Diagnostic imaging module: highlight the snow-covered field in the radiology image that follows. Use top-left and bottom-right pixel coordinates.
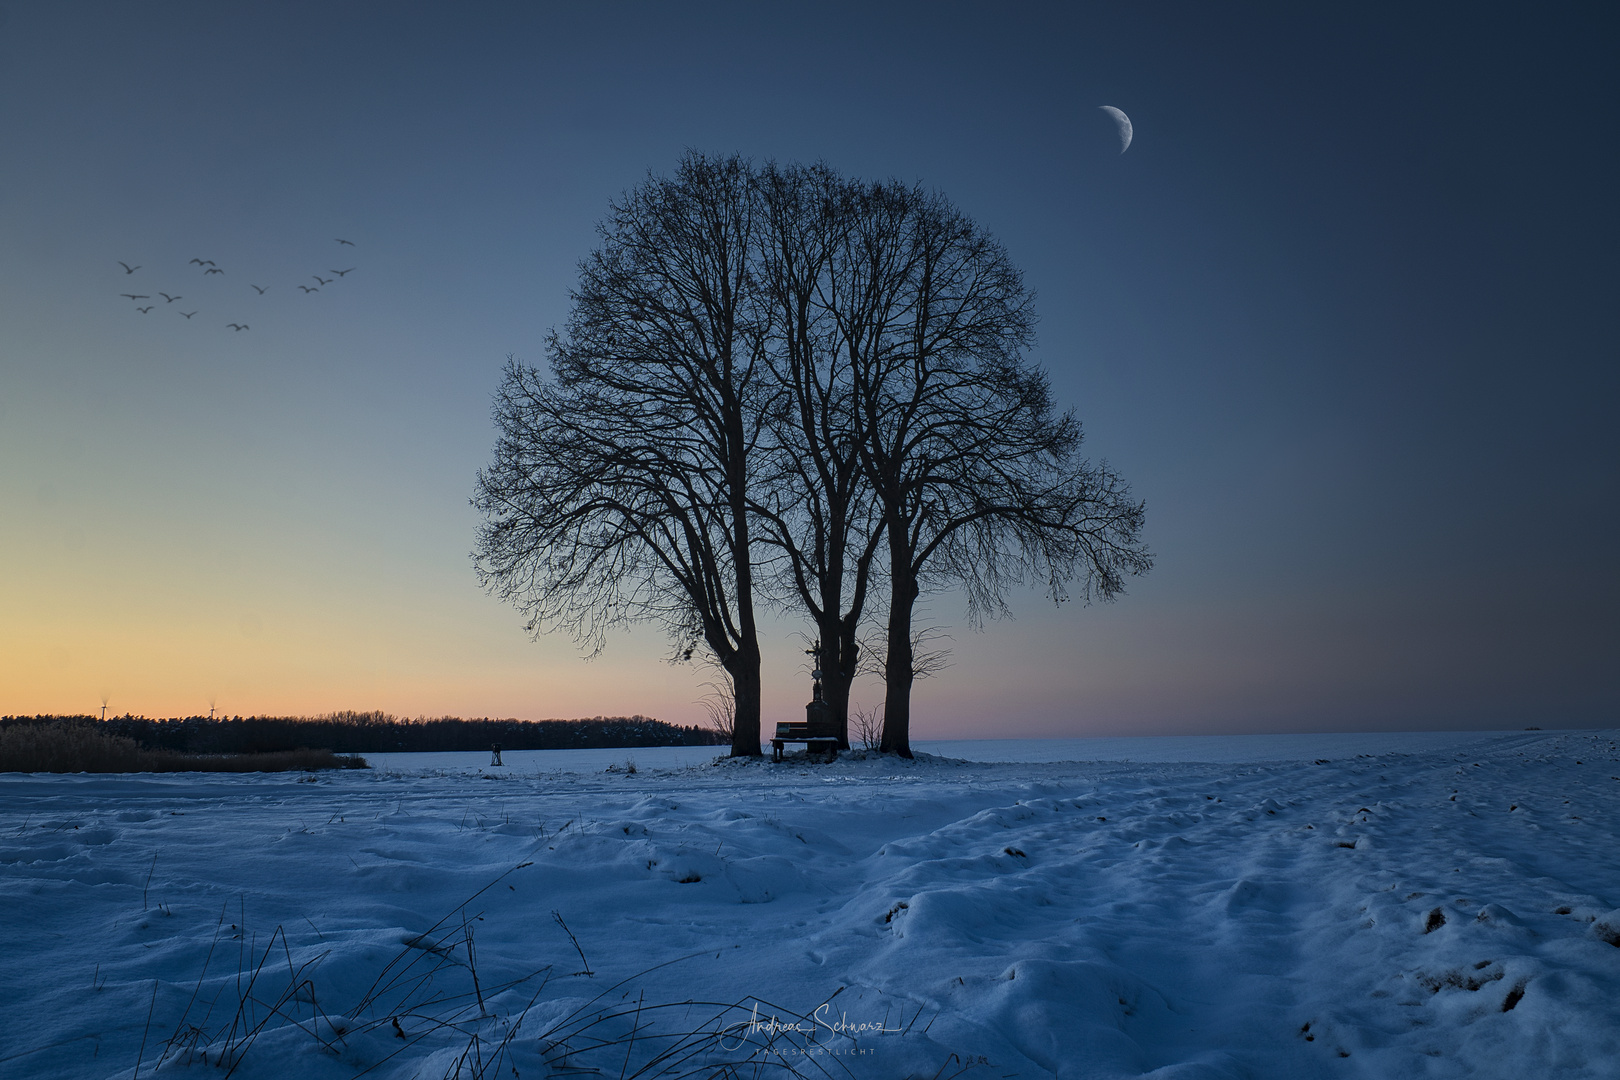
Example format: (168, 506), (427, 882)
(2, 730), (1618, 1080)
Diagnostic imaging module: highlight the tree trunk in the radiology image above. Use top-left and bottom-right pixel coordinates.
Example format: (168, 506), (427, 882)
(817, 613), (854, 749)
(724, 371), (765, 757)
(880, 556), (919, 758)
(728, 644), (763, 757)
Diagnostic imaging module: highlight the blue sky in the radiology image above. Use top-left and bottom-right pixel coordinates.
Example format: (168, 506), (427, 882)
(2, 2), (1614, 734)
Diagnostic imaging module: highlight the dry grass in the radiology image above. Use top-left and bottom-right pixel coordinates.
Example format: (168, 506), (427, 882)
(851, 705), (883, 751)
(697, 680), (736, 744)
(133, 863), (895, 1080)
(0, 721), (367, 773)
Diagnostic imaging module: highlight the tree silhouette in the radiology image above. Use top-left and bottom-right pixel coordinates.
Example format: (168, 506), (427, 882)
(473, 154), (772, 756)
(750, 162), (887, 748)
(475, 156), (1150, 759)
(836, 179), (1152, 757)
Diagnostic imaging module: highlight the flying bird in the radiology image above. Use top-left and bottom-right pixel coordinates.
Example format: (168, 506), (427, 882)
(117, 261), (140, 274)
(331, 268), (355, 276)
(137, 306), (154, 314)
(250, 284), (268, 294)
(335, 238), (355, 246)
(204, 268), (224, 275)
(120, 293), (150, 300)
(179, 311), (197, 319)
(298, 285), (318, 293)
(227, 323), (248, 331)
(159, 292), (181, 303)
(312, 275), (332, 286)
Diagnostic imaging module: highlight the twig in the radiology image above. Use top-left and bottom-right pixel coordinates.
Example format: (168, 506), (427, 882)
(478, 976), (553, 1080)
(220, 926), (281, 1073)
(220, 930), (339, 1079)
(142, 854), (157, 911)
(553, 910), (594, 976)
(464, 911), (486, 1016)
(620, 990), (643, 1080)
(354, 861), (532, 1015)
(158, 901), (228, 1067)
(133, 979), (158, 1080)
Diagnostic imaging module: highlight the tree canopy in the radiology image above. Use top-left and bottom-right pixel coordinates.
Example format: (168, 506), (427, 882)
(474, 153), (1151, 757)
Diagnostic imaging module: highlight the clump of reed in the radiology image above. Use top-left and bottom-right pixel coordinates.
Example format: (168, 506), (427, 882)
(0, 721), (367, 773)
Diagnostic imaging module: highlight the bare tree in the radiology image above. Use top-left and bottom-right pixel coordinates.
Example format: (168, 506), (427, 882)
(750, 162), (887, 749)
(836, 180), (1152, 757)
(476, 156), (1148, 761)
(473, 153), (772, 756)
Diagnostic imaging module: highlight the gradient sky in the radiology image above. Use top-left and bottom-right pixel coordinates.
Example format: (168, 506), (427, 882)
(2, 2), (1615, 736)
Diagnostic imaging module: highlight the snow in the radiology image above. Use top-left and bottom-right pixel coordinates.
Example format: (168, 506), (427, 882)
(2, 730), (1617, 1079)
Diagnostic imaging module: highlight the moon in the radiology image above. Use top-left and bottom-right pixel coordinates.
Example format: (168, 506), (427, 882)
(1099, 105), (1132, 153)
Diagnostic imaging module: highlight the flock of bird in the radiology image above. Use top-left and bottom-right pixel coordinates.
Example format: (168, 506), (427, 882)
(114, 239), (357, 331)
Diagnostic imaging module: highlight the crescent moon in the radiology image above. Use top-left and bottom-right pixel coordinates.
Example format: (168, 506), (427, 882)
(1099, 106), (1132, 153)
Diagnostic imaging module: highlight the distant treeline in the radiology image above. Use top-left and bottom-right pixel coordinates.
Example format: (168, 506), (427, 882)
(0, 711), (724, 754)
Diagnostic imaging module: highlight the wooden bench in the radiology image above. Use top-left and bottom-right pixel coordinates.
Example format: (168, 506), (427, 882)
(771, 721), (840, 762)
(777, 646), (841, 762)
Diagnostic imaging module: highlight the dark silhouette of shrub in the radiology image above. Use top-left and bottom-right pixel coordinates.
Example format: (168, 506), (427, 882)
(0, 720), (367, 773)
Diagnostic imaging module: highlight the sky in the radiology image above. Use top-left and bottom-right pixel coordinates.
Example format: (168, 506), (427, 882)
(1, 2), (1615, 736)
